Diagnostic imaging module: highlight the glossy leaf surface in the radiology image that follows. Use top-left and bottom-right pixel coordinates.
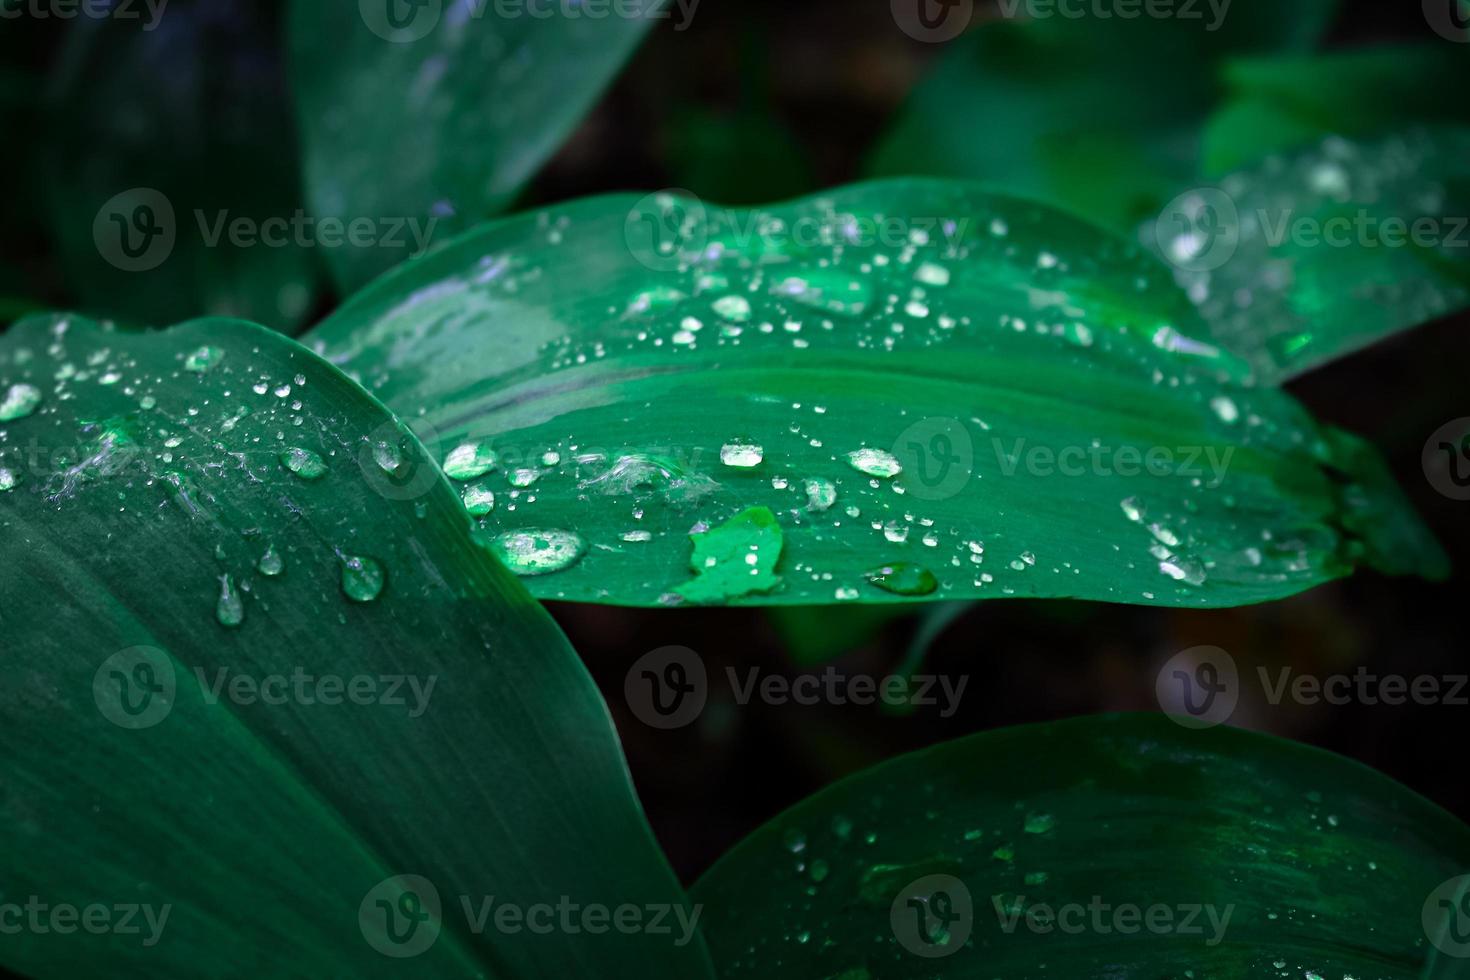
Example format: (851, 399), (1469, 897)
(693, 714), (1470, 978)
(306, 180), (1445, 608)
(0, 314), (712, 978)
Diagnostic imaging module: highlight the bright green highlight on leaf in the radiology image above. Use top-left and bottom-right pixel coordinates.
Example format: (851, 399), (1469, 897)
(307, 179), (1444, 608)
(694, 714), (1470, 978)
(676, 505), (784, 603)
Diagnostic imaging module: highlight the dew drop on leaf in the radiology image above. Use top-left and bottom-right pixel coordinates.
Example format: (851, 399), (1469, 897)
(443, 440), (499, 480)
(864, 562), (939, 596)
(804, 477), (837, 512)
(216, 574), (245, 628)
(720, 443), (765, 468)
(341, 555), (385, 602)
(0, 383), (42, 422)
(280, 446), (328, 480)
(846, 448), (902, 479)
(257, 546), (284, 577)
(183, 345), (225, 373)
(462, 482), (496, 515)
(485, 529), (587, 576)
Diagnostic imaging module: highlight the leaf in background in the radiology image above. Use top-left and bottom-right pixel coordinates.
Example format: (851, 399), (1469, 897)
(304, 179), (1444, 609)
(665, 106), (814, 206)
(866, 0), (1339, 234)
(1203, 45), (1470, 176)
(0, 314), (712, 978)
(288, 0), (669, 291)
(41, 0), (319, 332)
(1148, 127), (1470, 382)
(692, 714), (1470, 978)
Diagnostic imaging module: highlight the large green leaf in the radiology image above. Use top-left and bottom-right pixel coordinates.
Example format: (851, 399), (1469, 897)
(1202, 45), (1470, 176)
(304, 179), (1444, 609)
(866, 0), (1339, 234)
(41, 0), (319, 332)
(0, 314), (712, 978)
(288, 0), (670, 291)
(692, 714), (1470, 978)
(1148, 127), (1470, 381)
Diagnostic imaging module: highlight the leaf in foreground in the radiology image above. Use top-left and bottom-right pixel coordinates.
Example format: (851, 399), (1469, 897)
(306, 179), (1444, 608)
(0, 314), (712, 978)
(692, 714), (1470, 978)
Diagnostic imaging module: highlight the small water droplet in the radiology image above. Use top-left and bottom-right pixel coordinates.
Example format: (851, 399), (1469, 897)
(865, 562), (938, 596)
(216, 574), (244, 628)
(443, 441), (498, 481)
(508, 467), (542, 488)
(462, 482), (496, 515)
(184, 346), (224, 373)
(1023, 813), (1055, 834)
(846, 448), (902, 478)
(341, 555), (385, 602)
(0, 467), (17, 491)
(257, 546), (284, 577)
(713, 295), (752, 322)
(0, 383), (41, 422)
(804, 477), (836, 512)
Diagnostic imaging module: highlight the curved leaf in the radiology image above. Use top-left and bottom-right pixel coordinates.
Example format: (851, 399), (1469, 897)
(1148, 127), (1470, 381)
(41, 0), (319, 331)
(692, 714), (1470, 978)
(304, 179), (1444, 608)
(866, 0), (1339, 234)
(0, 314), (712, 978)
(288, 0), (668, 290)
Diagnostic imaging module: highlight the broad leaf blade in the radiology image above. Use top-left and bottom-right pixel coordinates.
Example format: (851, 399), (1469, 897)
(305, 179), (1444, 608)
(0, 314), (712, 978)
(866, 0), (1339, 234)
(693, 714), (1470, 978)
(288, 0), (666, 290)
(1149, 127), (1470, 381)
(41, 1), (319, 331)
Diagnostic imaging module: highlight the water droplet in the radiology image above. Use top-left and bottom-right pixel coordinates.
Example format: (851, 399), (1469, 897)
(0, 383), (41, 422)
(0, 467), (17, 491)
(373, 440), (405, 474)
(486, 529), (587, 576)
(1023, 813), (1055, 834)
(341, 555), (385, 602)
(508, 467), (541, 488)
(280, 447), (328, 480)
(804, 477), (837, 512)
(257, 546), (284, 577)
(216, 574), (244, 628)
(720, 443), (764, 468)
(443, 441), (498, 481)
(865, 562), (939, 596)
(1210, 395), (1240, 424)
(915, 262), (951, 287)
(184, 345), (224, 373)
(462, 482), (496, 515)
(712, 295), (752, 322)
(846, 448), (902, 478)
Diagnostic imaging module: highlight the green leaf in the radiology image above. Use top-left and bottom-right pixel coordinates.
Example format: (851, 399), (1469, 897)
(692, 714), (1470, 978)
(1202, 45), (1470, 175)
(304, 179), (1444, 608)
(0, 313), (712, 978)
(41, 2), (319, 331)
(866, 0), (1339, 234)
(288, 0), (666, 291)
(1148, 127), (1470, 381)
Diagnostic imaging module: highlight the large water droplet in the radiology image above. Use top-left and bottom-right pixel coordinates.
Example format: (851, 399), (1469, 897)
(341, 555), (385, 602)
(0, 467), (16, 492)
(846, 448), (902, 478)
(280, 447), (328, 480)
(720, 442), (764, 468)
(486, 529), (587, 575)
(865, 562), (939, 596)
(0, 383), (41, 422)
(462, 482), (496, 515)
(804, 477), (837, 512)
(216, 574), (245, 628)
(443, 440), (498, 481)
(184, 346), (225, 373)
(257, 546), (284, 577)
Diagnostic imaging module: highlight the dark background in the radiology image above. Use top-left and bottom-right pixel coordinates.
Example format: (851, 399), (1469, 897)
(2, 0), (1465, 888)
